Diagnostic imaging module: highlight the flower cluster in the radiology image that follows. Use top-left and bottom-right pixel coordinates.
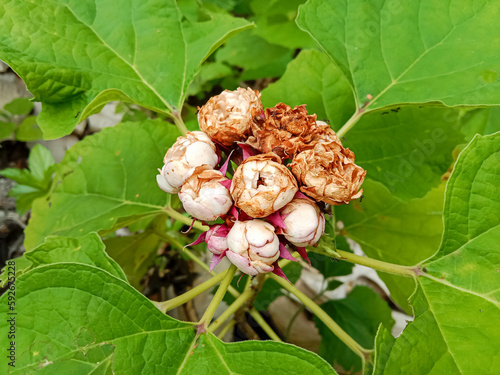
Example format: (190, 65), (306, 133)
(157, 88), (366, 279)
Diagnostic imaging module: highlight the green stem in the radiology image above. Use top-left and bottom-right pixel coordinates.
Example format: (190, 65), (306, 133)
(199, 265), (237, 327)
(331, 249), (417, 277)
(217, 319), (236, 339)
(248, 309), (282, 342)
(163, 207), (208, 231)
(268, 273), (371, 362)
(172, 112), (188, 136)
(336, 110), (363, 139)
(157, 236), (283, 341)
(158, 269), (229, 313)
(208, 288), (254, 332)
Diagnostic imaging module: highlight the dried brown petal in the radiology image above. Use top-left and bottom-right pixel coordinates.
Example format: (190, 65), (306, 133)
(198, 87), (263, 146)
(230, 152), (298, 218)
(290, 141), (366, 205)
(247, 103), (332, 158)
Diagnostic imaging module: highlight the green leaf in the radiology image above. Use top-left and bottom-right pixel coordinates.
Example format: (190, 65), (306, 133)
(336, 180), (445, 313)
(0, 239), (337, 374)
(0, 0), (252, 139)
(216, 30), (293, 76)
(347, 106), (465, 200)
(0, 121), (16, 140)
(461, 107), (500, 141)
(28, 144), (55, 183)
(261, 49), (356, 129)
(1, 233), (125, 285)
(24, 119), (180, 250)
(103, 231), (163, 289)
(250, 0), (316, 49)
(314, 286), (394, 372)
(15, 116), (43, 141)
(373, 132), (500, 375)
(187, 61), (232, 96)
(1, 144), (54, 215)
(297, 0), (500, 111)
(4, 97), (33, 115)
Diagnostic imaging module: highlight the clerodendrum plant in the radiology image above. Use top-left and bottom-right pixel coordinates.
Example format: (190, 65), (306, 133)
(0, 0), (499, 374)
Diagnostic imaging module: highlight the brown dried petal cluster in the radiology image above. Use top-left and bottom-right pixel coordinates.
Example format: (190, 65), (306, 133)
(290, 141), (366, 205)
(230, 152), (298, 218)
(198, 87), (263, 146)
(247, 103), (332, 158)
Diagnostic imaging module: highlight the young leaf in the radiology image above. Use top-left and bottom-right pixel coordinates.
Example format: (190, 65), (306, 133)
(314, 286), (394, 372)
(1, 144), (55, 214)
(336, 180), (445, 313)
(261, 49), (356, 129)
(297, 0), (500, 111)
(0, 0), (252, 138)
(373, 132), (500, 374)
(0, 239), (337, 374)
(3, 97), (33, 115)
(24, 119), (180, 249)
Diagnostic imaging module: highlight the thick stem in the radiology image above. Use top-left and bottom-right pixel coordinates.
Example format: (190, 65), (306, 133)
(330, 249), (417, 277)
(163, 207), (208, 231)
(336, 110), (363, 139)
(199, 265), (237, 327)
(249, 309), (282, 342)
(217, 320), (236, 339)
(268, 273), (371, 362)
(209, 288), (254, 332)
(158, 269), (229, 313)
(172, 112), (188, 136)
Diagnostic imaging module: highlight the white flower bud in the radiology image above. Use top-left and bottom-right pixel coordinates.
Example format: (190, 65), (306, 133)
(226, 220), (280, 275)
(281, 198), (325, 247)
(157, 131), (218, 194)
(230, 152), (298, 218)
(179, 166), (232, 221)
(206, 225), (230, 255)
(198, 87), (263, 146)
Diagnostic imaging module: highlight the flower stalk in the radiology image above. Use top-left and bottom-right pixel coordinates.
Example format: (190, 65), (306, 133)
(198, 264), (237, 328)
(268, 272), (372, 363)
(158, 269), (229, 313)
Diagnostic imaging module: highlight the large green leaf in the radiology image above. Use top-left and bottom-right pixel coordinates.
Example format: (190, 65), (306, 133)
(0, 0), (252, 138)
(24, 119), (179, 249)
(346, 107), (464, 200)
(315, 286), (394, 372)
(297, 0), (500, 111)
(373, 132), (500, 374)
(0, 237), (337, 374)
(261, 49), (355, 129)
(336, 180), (445, 313)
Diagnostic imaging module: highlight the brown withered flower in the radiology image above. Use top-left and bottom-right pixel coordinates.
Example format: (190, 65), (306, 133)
(198, 87), (263, 146)
(230, 152), (298, 218)
(290, 141), (366, 205)
(247, 103), (332, 158)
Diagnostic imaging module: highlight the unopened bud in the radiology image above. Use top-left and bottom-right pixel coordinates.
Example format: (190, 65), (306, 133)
(226, 220), (279, 275)
(281, 198), (325, 247)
